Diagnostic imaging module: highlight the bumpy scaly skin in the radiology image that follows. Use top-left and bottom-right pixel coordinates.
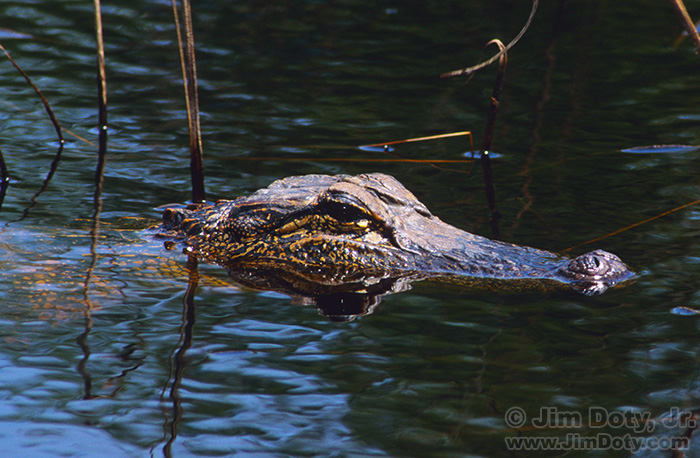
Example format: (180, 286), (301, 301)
(159, 173), (635, 295)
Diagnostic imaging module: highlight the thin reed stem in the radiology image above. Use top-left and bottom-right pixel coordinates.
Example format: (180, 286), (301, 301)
(172, 0), (206, 202)
(480, 39), (506, 237)
(94, 0), (108, 180)
(0, 147), (8, 210)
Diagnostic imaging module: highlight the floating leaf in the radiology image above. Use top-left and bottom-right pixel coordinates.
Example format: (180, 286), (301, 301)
(621, 145), (699, 154)
(670, 307), (700, 316)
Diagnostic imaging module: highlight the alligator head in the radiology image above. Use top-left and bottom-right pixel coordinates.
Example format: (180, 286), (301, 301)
(158, 173), (634, 295)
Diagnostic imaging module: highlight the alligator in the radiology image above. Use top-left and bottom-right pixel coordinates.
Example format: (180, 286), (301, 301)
(157, 173), (634, 299)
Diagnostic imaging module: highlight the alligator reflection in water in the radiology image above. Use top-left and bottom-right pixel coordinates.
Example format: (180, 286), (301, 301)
(157, 173), (635, 318)
(224, 266), (413, 321)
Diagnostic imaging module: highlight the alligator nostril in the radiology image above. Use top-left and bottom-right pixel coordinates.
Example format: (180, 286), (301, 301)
(589, 256), (603, 273)
(186, 222), (204, 237)
(163, 208), (186, 228)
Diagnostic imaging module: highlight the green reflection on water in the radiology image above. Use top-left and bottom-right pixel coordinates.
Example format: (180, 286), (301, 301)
(2, 0), (700, 456)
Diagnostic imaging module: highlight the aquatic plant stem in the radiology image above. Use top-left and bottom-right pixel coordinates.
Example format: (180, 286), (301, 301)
(80, 1), (108, 399)
(172, 0), (206, 203)
(0, 147), (8, 210)
(480, 40), (506, 238)
(94, 0), (108, 176)
(668, 0), (700, 54)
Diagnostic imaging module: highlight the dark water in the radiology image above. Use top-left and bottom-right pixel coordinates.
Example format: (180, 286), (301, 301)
(2, 0), (700, 456)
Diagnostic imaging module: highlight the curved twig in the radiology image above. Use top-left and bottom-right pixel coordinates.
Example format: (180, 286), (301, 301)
(441, 0), (538, 79)
(668, 0), (700, 54)
(1, 42), (67, 214)
(0, 42), (64, 143)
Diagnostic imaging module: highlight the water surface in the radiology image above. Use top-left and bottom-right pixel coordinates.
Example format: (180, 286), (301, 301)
(2, 1), (700, 456)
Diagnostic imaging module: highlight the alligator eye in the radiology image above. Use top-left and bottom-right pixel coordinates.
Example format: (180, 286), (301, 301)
(323, 201), (368, 223)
